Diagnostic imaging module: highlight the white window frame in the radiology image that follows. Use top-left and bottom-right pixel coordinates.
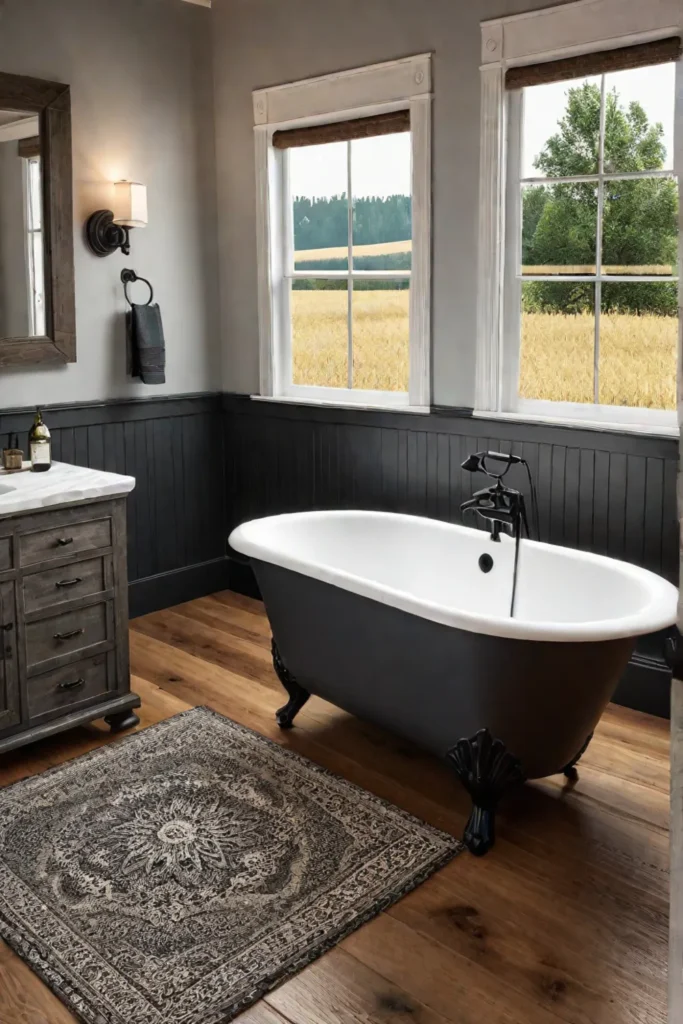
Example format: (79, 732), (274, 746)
(252, 54), (432, 411)
(476, 0), (683, 436)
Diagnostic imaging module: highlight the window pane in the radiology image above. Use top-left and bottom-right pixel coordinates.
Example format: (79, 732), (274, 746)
(521, 183), (597, 275)
(602, 177), (678, 276)
(291, 280), (348, 388)
(31, 230), (45, 336)
(291, 141), (348, 272)
(598, 283), (677, 409)
(603, 63), (675, 174)
(351, 133), (411, 271)
(28, 157), (42, 230)
(522, 76), (601, 178)
(352, 283), (409, 392)
(519, 282), (595, 403)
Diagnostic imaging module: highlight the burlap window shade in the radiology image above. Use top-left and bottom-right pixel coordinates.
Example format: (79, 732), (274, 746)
(505, 35), (682, 90)
(17, 137), (40, 160)
(272, 110), (410, 150)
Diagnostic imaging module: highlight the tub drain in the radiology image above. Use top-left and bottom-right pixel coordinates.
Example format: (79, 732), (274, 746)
(478, 553), (494, 573)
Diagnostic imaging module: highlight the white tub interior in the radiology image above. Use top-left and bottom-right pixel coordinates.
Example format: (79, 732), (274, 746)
(229, 510), (678, 642)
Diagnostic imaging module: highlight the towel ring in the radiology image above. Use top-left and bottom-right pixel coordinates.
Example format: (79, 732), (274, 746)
(121, 268), (154, 307)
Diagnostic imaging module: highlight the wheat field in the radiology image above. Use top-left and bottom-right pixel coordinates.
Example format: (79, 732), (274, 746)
(520, 309), (677, 407)
(295, 240), (412, 262)
(293, 290), (410, 391)
(292, 289), (677, 408)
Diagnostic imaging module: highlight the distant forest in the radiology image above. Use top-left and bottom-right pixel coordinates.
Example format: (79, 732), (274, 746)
(293, 194), (411, 288)
(294, 194), (411, 250)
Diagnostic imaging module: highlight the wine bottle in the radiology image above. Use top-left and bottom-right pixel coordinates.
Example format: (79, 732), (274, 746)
(29, 410), (51, 473)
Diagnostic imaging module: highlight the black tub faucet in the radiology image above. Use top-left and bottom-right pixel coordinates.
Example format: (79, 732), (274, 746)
(460, 481), (528, 542)
(460, 451), (529, 543)
(460, 450), (539, 617)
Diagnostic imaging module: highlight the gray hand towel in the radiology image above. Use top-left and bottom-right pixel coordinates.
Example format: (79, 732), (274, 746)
(126, 303), (166, 385)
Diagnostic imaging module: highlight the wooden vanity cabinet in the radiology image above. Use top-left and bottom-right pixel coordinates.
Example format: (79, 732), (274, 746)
(0, 580), (19, 732)
(0, 497), (140, 754)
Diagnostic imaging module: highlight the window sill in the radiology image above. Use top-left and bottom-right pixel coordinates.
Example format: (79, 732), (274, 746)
(473, 409), (679, 439)
(251, 395), (430, 415)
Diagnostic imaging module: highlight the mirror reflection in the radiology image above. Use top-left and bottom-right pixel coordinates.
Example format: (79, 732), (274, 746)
(0, 109), (44, 339)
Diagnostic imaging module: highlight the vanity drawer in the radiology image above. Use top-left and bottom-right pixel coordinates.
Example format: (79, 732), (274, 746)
(26, 602), (110, 671)
(19, 517), (112, 567)
(28, 653), (111, 720)
(0, 537), (12, 572)
(24, 556), (109, 615)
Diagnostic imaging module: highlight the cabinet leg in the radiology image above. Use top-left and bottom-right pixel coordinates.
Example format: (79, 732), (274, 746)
(104, 709), (140, 733)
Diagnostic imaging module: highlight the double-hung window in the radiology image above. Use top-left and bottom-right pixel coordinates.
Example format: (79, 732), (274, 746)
(477, 3), (682, 434)
(253, 55), (432, 410)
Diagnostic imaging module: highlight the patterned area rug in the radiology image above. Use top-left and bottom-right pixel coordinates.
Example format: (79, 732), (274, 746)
(0, 707), (461, 1024)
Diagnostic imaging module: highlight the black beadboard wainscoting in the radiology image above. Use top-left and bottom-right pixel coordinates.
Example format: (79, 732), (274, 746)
(0, 393), (228, 617)
(224, 394), (679, 718)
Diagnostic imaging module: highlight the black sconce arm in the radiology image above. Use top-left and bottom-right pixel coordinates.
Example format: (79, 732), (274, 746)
(85, 210), (131, 257)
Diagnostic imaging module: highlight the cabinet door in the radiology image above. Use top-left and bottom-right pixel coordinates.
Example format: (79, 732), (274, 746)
(0, 581), (19, 730)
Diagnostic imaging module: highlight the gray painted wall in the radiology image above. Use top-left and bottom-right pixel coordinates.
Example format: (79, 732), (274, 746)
(212, 0), (576, 406)
(0, 141), (31, 339)
(0, 0), (218, 409)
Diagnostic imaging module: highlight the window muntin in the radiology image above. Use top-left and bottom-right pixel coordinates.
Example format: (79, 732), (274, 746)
(286, 130), (412, 395)
(507, 61), (678, 417)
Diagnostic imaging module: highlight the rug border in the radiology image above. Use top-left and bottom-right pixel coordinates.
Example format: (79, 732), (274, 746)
(0, 705), (463, 1024)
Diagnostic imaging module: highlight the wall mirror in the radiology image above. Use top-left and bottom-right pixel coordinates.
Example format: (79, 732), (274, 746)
(0, 72), (74, 367)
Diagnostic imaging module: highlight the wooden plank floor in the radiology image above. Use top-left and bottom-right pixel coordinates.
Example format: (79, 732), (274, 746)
(0, 591), (669, 1024)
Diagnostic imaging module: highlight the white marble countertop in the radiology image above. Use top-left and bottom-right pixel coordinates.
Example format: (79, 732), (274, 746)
(0, 461), (135, 517)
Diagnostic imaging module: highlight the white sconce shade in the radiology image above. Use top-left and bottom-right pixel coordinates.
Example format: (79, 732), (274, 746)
(112, 181), (148, 228)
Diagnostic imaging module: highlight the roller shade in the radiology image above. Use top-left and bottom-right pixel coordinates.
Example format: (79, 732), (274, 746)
(505, 36), (682, 90)
(17, 136), (40, 159)
(272, 109), (410, 150)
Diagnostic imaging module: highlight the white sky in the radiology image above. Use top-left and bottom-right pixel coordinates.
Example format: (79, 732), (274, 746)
(290, 132), (412, 200)
(290, 63), (675, 200)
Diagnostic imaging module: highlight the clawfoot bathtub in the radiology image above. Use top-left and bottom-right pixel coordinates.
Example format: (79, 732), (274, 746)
(229, 511), (677, 855)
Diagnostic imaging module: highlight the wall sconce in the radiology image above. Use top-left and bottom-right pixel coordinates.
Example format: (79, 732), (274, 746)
(86, 181), (148, 257)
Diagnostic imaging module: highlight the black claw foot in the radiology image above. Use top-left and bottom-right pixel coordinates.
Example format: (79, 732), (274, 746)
(275, 700), (308, 729)
(463, 804), (496, 858)
(104, 710), (140, 733)
(272, 640), (309, 729)
(561, 731), (594, 779)
(447, 728), (526, 857)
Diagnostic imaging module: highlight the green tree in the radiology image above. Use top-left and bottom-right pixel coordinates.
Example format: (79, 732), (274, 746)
(523, 82), (678, 316)
(521, 185), (548, 266)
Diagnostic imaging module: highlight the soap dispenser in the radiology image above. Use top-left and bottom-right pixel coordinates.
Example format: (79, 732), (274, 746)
(29, 410), (51, 473)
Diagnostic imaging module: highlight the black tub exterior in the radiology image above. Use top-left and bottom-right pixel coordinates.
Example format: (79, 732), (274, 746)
(252, 559), (635, 782)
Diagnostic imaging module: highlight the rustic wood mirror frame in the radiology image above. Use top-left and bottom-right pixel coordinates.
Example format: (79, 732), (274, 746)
(0, 72), (75, 368)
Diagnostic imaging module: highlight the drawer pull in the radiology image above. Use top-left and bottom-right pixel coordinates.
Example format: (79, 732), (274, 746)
(56, 537), (74, 547)
(56, 577), (83, 589)
(58, 677), (85, 691)
(54, 628), (84, 642)
(1, 622), (12, 632)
